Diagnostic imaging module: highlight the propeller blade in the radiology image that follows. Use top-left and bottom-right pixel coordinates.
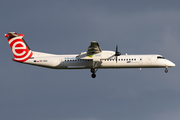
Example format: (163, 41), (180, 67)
(116, 56), (117, 63)
(115, 45), (121, 63)
(116, 45), (118, 53)
(115, 45), (121, 56)
(106, 45), (121, 63)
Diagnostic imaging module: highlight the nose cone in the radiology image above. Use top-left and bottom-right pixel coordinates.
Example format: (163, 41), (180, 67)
(167, 61), (175, 67)
(171, 62), (176, 67)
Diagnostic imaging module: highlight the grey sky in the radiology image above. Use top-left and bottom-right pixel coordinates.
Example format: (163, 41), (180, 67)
(0, 0), (180, 120)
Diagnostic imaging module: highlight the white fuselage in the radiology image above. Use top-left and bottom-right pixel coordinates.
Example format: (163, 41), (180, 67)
(23, 51), (175, 69)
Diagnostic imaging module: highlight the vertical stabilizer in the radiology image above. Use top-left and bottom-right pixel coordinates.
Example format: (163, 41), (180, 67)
(5, 32), (33, 62)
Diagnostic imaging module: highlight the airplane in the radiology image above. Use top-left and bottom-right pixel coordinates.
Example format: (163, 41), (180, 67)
(5, 32), (175, 78)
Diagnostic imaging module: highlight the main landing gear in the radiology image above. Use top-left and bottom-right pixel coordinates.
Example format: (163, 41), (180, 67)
(165, 67), (168, 73)
(90, 68), (98, 78)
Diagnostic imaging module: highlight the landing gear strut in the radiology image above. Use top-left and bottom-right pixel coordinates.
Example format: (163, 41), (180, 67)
(90, 68), (98, 78)
(165, 67), (168, 73)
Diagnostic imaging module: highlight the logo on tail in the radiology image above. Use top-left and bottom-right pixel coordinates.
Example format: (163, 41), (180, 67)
(5, 32), (33, 62)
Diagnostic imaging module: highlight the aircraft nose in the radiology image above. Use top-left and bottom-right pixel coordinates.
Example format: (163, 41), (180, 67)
(172, 62), (176, 67)
(167, 61), (175, 67)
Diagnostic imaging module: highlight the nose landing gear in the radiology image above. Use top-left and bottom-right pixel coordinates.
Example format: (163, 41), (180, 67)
(90, 68), (98, 78)
(165, 67), (168, 73)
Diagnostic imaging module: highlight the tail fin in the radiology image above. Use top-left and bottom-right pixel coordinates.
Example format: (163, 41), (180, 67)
(5, 32), (33, 62)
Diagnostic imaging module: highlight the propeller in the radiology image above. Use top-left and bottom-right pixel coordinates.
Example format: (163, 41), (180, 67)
(115, 45), (121, 63)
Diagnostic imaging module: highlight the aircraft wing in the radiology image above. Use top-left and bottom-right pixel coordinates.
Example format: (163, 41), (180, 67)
(87, 41), (102, 54)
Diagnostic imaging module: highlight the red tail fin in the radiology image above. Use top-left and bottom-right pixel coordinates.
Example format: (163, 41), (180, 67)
(5, 32), (33, 62)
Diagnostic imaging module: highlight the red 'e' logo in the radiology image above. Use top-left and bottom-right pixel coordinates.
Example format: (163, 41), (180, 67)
(8, 37), (32, 62)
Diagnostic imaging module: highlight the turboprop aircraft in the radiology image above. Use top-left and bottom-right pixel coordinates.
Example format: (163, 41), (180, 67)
(5, 32), (175, 78)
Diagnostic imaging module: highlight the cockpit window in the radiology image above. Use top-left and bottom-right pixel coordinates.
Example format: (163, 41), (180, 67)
(157, 56), (165, 59)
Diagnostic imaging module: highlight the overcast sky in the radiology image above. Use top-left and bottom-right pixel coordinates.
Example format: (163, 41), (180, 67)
(0, 0), (180, 120)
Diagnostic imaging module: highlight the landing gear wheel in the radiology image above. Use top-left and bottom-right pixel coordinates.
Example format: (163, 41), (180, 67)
(165, 68), (168, 73)
(91, 73), (96, 78)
